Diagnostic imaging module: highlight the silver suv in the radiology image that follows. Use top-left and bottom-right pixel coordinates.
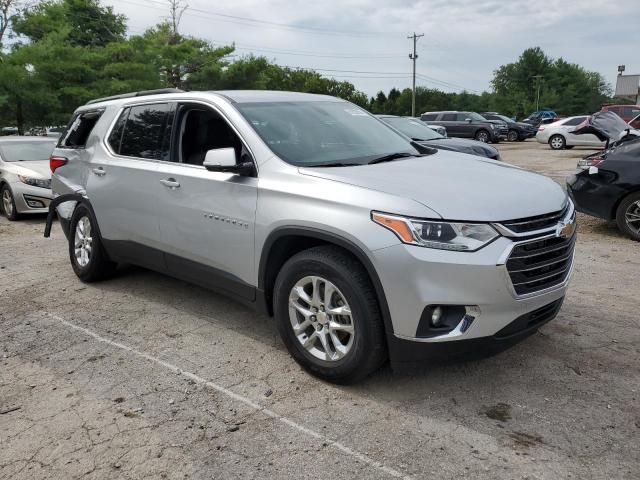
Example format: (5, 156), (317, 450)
(45, 89), (576, 383)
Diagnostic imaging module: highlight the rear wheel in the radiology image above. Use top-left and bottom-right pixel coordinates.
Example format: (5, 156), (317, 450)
(616, 192), (640, 241)
(507, 129), (519, 142)
(69, 204), (116, 281)
(549, 135), (566, 150)
(273, 246), (386, 384)
(475, 129), (490, 143)
(1, 185), (19, 221)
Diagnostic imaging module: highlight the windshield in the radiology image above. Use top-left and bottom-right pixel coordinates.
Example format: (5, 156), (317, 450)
(0, 141), (55, 162)
(494, 114), (513, 123)
(235, 101), (419, 166)
(382, 117), (444, 141)
(466, 112), (488, 122)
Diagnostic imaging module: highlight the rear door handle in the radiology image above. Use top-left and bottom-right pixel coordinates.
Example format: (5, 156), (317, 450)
(92, 167), (106, 177)
(160, 178), (181, 189)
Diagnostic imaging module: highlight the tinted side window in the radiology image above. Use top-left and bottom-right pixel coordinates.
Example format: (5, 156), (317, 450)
(120, 103), (173, 160)
(59, 110), (103, 148)
(107, 108), (129, 154)
(421, 114), (437, 121)
(441, 114), (456, 121)
(563, 117), (585, 126)
(456, 114), (470, 121)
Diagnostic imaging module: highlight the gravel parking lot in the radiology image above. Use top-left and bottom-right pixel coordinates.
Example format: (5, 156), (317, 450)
(1, 140), (638, 479)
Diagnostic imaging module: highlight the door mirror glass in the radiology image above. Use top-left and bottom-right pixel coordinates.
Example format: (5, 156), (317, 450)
(465, 118), (472, 123)
(203, 147), (236, 169)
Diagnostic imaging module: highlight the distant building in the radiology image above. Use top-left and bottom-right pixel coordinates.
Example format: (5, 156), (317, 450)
(615, 74), (640, 103)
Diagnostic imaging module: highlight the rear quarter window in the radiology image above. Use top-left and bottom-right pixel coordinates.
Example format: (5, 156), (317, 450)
(58, 110), (104, 148)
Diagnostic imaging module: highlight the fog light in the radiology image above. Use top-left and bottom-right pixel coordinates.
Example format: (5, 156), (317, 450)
(431, 306), (443, 326)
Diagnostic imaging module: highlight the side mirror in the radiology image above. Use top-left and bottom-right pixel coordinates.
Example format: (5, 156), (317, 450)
(465, 118), (472, 123)
(203, 148), (255, 176)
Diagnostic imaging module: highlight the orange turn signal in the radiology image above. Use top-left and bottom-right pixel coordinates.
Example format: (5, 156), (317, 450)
(372, 213), (416, 244)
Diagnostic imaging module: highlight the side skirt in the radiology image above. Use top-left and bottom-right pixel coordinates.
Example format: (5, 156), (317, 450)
(102, 239), (259, 308)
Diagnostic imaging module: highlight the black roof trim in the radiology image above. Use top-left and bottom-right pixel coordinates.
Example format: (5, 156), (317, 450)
(86, 88), (185, 105)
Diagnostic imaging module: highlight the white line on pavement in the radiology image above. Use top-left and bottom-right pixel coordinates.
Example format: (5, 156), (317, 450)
(47, 313), (410, 479)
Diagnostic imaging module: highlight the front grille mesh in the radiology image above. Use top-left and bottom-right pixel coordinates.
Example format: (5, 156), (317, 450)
(499, 203), (570, 234)
(506, 232), (576, 295)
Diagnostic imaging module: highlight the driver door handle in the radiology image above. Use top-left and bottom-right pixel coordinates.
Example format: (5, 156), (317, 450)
(92, 167), (106, 177)
(160, 178), (181, 189)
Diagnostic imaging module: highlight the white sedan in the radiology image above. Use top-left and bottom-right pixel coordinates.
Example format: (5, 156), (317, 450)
(536, 116), (604, 150)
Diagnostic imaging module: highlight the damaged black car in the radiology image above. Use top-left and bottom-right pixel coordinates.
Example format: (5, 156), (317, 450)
(567, 111), (640, 241)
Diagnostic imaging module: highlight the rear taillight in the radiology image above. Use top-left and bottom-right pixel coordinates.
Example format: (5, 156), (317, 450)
(578, 156), (605, 169)
(49, 156), (68, 172)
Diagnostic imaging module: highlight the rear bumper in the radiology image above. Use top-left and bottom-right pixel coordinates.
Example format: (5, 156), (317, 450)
(566, 172), (619, 221)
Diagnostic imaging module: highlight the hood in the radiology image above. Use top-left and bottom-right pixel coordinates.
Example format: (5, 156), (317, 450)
(418, 137), (499, 159)
(299, 150), (566, 221)
(7, 160), (51, 179)
(572, 111), (640, 142)
(516, 121), (536, 129)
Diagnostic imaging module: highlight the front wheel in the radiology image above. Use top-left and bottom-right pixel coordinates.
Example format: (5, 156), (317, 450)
(68, 204), (116, 281)
(273, 246), (386, 384)
(507, 129), (519, 142)
(549, 135), (566, 150)
(1, 185), (19, 221)
(475, 129), (490, 143)
(616, 192), (640, 241)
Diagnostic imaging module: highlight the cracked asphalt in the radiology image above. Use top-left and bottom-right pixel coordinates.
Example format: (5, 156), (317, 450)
(1, 141), (639, 479)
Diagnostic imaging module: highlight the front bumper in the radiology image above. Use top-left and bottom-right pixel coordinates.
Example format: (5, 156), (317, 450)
(372, 232), (574, 363)
(10, 182), (53, 214)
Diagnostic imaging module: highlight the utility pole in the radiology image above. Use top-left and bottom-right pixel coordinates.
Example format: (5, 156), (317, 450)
(532, 75), (543, 111)
(408, 32), (424, 117)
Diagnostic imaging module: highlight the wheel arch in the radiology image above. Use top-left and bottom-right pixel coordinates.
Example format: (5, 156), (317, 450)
(258, 227), (395, 338)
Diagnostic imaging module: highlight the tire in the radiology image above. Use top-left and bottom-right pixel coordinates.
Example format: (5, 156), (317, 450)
(1, 185), (19, 221)
(615, 192), (640, 242)
(549, 135), (566, 150)
(507, 129), (519, 142)
(475, 129), (490, 143)
(273, 245), (386, 384)
(68, 204), (116, 282)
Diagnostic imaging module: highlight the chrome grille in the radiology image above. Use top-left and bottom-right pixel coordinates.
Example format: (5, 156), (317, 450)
(506, 232), (576, 296)
(498, 203), (570, 235)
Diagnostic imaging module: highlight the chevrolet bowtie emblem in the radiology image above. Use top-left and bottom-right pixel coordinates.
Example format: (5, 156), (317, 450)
(557, 220), (575, 239)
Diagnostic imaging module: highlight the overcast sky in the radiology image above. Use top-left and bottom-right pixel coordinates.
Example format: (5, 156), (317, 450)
(106, 0), (638, 97)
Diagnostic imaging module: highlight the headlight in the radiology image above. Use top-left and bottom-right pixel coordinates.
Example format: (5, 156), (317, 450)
(372, 212), (499, 251)
(17, 175), (51, 189)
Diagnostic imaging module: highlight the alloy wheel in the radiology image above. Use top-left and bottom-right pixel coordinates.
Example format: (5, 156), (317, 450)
(476, 131), (489, 143)
(288, 275), (355, 362)
(625, 201), (640, 235)
(2, 189), (13, 217)
(507, 130), (518, 142)
(74, 216), (93, 267)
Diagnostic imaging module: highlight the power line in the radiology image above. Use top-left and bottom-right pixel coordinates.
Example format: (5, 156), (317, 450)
(117, 0), (404, 37)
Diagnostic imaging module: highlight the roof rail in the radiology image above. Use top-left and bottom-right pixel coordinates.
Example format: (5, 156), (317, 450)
(86, 88), (185, 105)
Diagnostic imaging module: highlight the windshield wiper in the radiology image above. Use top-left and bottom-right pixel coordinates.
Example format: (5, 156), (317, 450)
(307, 162), (361, 168)
(367, 152), (417, 165)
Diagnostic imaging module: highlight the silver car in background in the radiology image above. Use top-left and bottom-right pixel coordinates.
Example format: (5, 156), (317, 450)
(536, 116), (605, 150)
(46, 90), (575, 383)
(0, 137), (57, 220)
